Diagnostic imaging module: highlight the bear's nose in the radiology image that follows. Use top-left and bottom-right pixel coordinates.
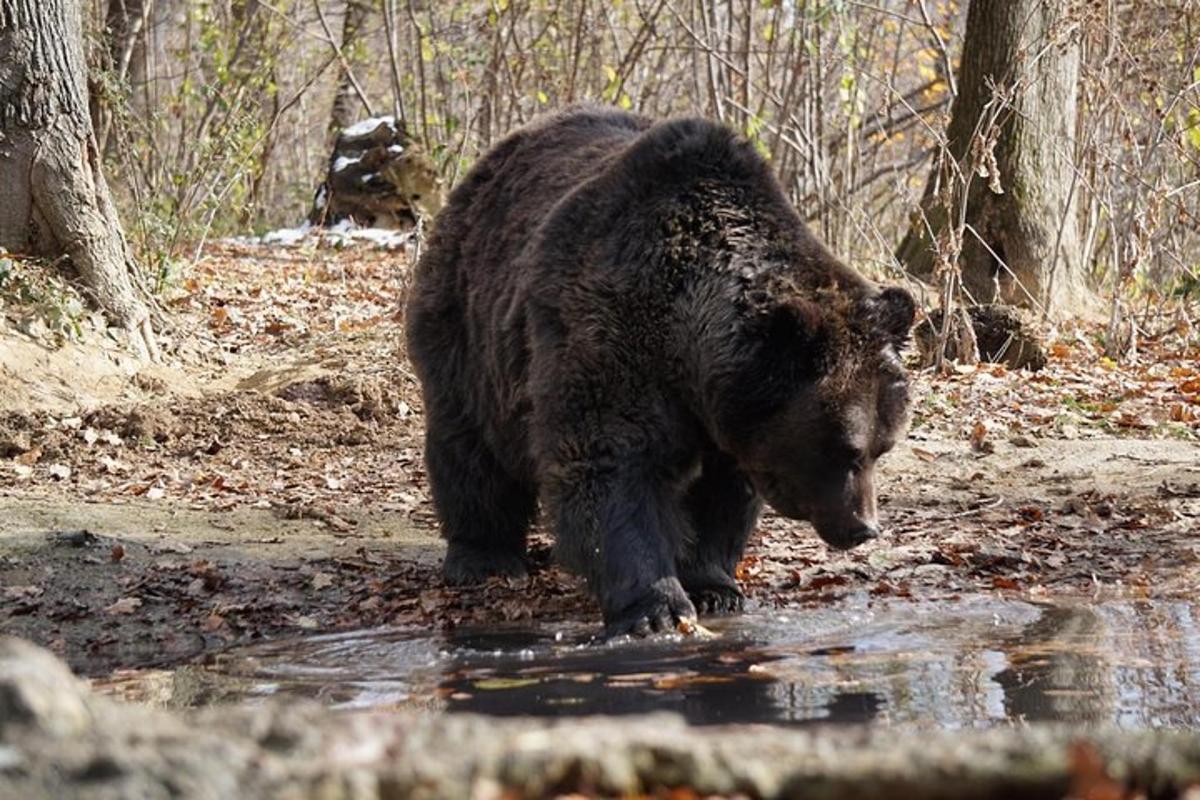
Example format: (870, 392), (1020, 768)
(842, 521), (879, 549)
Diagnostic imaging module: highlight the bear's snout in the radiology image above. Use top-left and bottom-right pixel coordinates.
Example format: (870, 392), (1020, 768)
(819, 519), (880, 551)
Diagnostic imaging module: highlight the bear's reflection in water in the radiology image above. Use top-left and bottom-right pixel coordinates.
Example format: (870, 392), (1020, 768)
(440, 626), (885, 726)
(437, 597), (1200, 727)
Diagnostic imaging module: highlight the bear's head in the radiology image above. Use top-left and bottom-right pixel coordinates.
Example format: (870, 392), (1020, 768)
(716, 284), (915, 551)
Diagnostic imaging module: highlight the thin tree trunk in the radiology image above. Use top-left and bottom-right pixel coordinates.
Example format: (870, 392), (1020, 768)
(0, 0), (158, 359)
(93, 0), (153, 152)
(326, 0), (372, 143)
(896, 0), (1092, 317)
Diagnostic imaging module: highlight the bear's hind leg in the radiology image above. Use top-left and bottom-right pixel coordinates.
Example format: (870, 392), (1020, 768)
(426, 425), (536, 585)
(679, 451), (763, 615)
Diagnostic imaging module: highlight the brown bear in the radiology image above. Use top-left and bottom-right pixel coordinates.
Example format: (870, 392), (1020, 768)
(405, 107), (915, 636)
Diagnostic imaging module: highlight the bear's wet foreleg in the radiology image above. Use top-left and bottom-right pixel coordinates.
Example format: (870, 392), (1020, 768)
(425, 424), (536, 584)
(548, 468), (698, 637)
(679, 451), (762, 615)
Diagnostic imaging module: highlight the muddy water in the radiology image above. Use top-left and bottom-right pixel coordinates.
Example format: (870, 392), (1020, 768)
(94, 595), (1200, 727)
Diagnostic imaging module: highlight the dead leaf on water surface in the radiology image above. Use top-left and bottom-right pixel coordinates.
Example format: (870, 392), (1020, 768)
(653, 674), (736, 690)
(473, 677), (541, 691)
(605, 673), (661, 685)
(677, 618), (717, 638)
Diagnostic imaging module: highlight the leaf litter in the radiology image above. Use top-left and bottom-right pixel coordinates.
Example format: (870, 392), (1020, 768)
(0, 241), (1197, 678)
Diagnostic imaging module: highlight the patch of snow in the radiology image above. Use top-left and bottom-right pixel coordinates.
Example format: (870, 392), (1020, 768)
(233, 219), (414, 251)
(342, 116), (396, 138)
(332, 155), (361, 173)
(387, 143), (406, 155)
(360, 172), (376, 184)
(259, 221), (314, 246)
(314, 185), (327, 210)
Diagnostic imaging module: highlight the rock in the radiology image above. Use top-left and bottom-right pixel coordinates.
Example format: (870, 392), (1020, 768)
(3, 638), (1200, 799)
(0, 637), (93, 738)
(50, 529), (99, 548)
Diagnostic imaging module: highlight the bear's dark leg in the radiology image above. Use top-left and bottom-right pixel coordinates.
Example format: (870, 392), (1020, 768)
(425, 424), (537, 584)
(547, 466), (697, 637)
(679, 451), (763, 615)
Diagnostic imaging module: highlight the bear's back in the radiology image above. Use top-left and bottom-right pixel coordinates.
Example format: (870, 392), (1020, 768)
(431, 108), (652, 287)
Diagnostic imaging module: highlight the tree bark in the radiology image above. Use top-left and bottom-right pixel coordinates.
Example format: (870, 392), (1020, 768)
(896, 0), (1091, 317)
(327, 0), (372, 143)
(0, 0), (158, 359)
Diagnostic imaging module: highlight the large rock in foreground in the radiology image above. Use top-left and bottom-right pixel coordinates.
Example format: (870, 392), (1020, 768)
(2, 636), (1200, 799)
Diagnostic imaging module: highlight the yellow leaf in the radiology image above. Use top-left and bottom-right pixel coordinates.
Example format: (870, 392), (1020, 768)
(474, 677), (540, 690)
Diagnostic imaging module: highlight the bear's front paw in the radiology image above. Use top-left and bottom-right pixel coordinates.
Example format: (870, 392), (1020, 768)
(604, 576), (697, 638)
(679, 565), (744, 615)
(690, 584), (745, 615)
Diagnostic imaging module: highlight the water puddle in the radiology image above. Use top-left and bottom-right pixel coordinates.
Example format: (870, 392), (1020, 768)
(93, 595), (1200, 727)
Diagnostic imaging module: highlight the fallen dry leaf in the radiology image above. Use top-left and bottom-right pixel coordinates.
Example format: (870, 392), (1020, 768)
(105, 597), (143, 615)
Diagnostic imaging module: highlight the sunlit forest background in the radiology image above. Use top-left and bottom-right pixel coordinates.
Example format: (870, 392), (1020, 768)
(89, 0), (1199, 310)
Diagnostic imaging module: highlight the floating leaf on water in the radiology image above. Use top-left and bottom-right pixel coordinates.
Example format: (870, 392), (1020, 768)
(653, 674), (736, 690)
(473, 677), (541, 691)
(677, 618), (717, 638)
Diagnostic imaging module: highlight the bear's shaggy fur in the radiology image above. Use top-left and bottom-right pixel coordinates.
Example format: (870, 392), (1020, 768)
(406, 107), (915, 635)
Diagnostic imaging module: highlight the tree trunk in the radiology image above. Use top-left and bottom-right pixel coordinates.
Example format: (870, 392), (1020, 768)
(92, 0), (154, 153)
(896, 0), (1091, 317)
(0, 0), (158, 359)
(327, 0), (372, 143)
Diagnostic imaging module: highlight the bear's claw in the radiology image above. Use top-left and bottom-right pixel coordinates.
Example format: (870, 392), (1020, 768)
(690, 585), (745, 615)
(604, 576), (697, 638)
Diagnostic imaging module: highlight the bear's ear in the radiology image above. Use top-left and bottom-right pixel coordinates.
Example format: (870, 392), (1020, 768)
(754, 298), (828, 378)
(864, 286), (915, 348)
(760, 298), (823, 346)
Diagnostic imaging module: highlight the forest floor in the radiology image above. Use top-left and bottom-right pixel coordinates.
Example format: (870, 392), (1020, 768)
(1, 241), (1199, 679)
